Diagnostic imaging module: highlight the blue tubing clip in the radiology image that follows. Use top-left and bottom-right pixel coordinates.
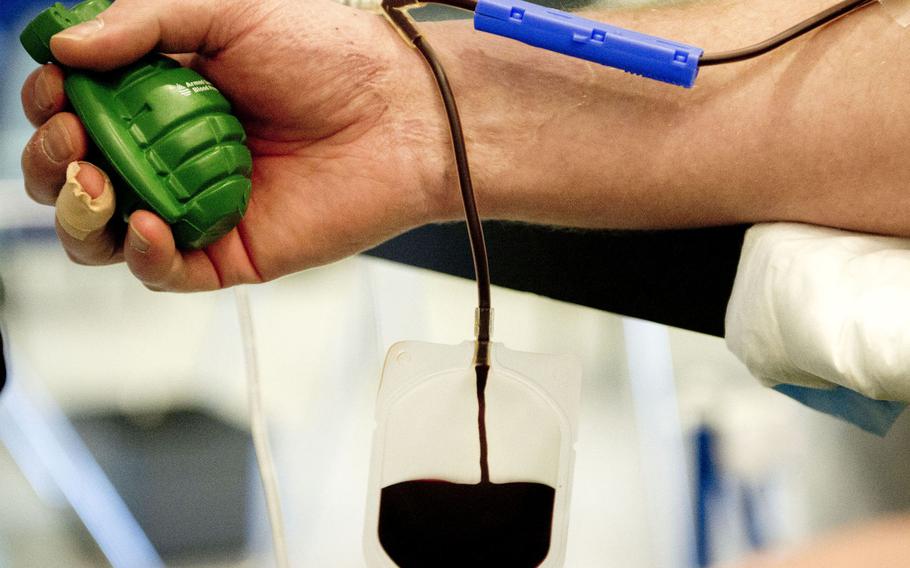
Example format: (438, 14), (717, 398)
(474, 0), (704, 88)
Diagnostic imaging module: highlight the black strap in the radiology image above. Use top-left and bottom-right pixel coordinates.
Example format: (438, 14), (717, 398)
(0, 325), (6, 394)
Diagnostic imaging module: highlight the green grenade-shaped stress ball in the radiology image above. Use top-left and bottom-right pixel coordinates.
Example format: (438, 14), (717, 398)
(21, 0), (252, 249)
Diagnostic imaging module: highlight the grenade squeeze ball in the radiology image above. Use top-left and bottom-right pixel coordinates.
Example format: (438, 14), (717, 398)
(21, 0), (252, 249)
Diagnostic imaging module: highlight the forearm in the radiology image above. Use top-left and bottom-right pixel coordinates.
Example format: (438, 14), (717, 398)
(416, 1), (910, 235)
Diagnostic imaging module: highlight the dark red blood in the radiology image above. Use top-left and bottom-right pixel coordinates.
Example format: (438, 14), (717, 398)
(378, 479), (555, 567)
(377, 364), (556, 567)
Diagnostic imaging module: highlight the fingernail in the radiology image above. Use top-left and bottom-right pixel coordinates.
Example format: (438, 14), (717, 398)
(129, 223), (150, 254)
(34, 70), (54, 111)
(42, 121), (73, 164)
(74, 161), (105, 199)
(54, 18), (104, 41)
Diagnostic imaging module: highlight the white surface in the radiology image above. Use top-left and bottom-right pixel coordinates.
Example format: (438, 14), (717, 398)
(726, 222), (910, 400)
(0, 179), (54, 231)
(0, 238), (656, 566)
(3, 216), (910, 566)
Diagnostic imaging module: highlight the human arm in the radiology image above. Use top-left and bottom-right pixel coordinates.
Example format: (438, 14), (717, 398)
(424, 0), (910, 235)
(21, 0), (910, 291)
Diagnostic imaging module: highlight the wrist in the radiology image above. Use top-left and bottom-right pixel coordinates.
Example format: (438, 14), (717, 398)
(401, 19), (593, 225)
(377, 18), (463, 226)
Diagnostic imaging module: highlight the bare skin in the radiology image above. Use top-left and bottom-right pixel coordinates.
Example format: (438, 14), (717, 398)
(20, 0), (910, 293)
(725, 514), (910, 568)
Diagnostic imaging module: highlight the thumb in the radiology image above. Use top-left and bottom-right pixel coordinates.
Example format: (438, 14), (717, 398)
(49, 0), (224, 71)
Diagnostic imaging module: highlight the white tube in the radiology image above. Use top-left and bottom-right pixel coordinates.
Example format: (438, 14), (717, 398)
(235, 286), (290, 568)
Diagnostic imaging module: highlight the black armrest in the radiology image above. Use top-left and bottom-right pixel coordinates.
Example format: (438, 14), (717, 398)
(366, 222), (748, 337)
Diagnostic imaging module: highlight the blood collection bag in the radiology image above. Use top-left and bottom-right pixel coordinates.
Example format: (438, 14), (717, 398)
(364, 340), (582, 567)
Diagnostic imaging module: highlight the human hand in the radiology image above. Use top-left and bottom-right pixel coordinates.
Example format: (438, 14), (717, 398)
(21, 0), (451, 291)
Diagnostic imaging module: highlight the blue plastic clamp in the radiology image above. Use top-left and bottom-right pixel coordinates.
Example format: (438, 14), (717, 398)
(474, 0), (704, 88)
